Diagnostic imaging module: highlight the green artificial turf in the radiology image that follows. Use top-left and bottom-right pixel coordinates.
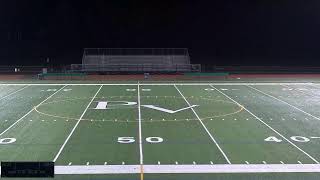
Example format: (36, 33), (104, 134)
(0, 82), (320, 179)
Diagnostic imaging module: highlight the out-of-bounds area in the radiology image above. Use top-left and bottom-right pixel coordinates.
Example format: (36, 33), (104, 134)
(0, 82), (320, 180)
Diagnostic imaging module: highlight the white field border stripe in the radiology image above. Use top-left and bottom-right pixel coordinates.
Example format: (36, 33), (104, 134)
(210, 85), (320, 164)
(0, 85), (67, 137)
(174, 84), (231, 164)
(0, 83), (314, 86)
(53, 85), (103, 162)
(137, 83), (143, 165)
(247, 85), (320, 121)
(0, 85), (29, 101)
(1, 164), (320, 174)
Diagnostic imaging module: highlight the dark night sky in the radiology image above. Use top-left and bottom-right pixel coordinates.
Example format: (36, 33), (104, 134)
(1, 0), (320, 66)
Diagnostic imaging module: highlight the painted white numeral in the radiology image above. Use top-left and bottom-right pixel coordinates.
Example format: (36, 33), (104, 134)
(47, 89), (57, 92)
(0, 138), (16, 144)
(290, 136), (310, 142)
(265, 136), (313, 143)
(146, 137), (163, 143)
(118, 137), (164, 144)
(282, 88), (293, 91)
(118, 137), (135, 144)
(204, 88), (215, 91)
(126, 89), (136, 91)
(63, 89), (72, 92)
(264, 136), (282, 143)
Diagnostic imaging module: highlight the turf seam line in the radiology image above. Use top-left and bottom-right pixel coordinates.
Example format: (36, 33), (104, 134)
(0, 85), (29, 101)
(174, 84), (232, 164)
(0, 85), (67, 137)
(52, 85), (103, 162)
(211, 85), (320, 164)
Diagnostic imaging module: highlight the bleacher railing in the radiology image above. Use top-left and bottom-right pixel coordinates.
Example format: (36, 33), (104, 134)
(70, 64), (201, 72)
(83, 48), (189, 56)
(79, 48), (197, 72)
(82, 48), (191, 65)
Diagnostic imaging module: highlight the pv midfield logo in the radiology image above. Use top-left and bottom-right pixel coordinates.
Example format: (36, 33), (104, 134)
(94, 101), (199, 114)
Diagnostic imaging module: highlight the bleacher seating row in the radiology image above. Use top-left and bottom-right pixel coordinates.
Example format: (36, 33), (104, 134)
(83, 55), (190, 65)
(74, 48), (200, 72)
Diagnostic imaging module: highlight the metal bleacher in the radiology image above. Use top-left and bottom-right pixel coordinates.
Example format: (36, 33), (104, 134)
(70, 48), (201, 73)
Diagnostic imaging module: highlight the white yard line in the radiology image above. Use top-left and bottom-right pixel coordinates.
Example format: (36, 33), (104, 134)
(0, 82), (314, 86)
(0, 85), (67, 136)
(174, 84), (231, 164)
(1, 164), (320, 175)
(138, 83), (144, 180)
(53, 85), (103, 162)
(247, 85), (320, 121)
(210, 85), (320, 164)
(137, 83), (144, 165)
(0, 85), (29, 101)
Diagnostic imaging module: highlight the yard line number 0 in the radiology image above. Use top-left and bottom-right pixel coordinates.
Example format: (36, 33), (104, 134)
(0, 138), (16, 144)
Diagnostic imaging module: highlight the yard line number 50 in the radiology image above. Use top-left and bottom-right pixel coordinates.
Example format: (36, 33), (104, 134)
(118, 137), (163, 144)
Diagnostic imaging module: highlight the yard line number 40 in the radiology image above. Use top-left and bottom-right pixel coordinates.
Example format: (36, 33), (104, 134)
(265, 136), (320, 143)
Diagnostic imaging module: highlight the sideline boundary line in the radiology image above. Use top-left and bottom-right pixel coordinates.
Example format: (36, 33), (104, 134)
(1, 164), (320, 174)
(53, 85), (103, 162)
(0, 85), (67, 136)
(0, 83), (315, 86)
(0, 85), (29, 101)
(174, 84), (231, 164)
(247, 85), (320, 121)
(210, 85), (320, 164)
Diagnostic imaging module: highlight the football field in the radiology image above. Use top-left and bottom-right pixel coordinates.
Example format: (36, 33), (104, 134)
(1, 82), (320, 179)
